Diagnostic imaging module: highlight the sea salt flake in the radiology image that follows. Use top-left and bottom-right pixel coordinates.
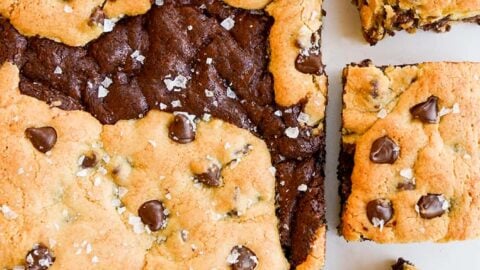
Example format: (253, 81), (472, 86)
(274, 110), (282, 117)
(399, 168), (413, 180)
(285, 127), (300, 138)
(148, 140), (157, 148)
(159, 103), (167, 110)
(76, 169), (90, 177)
(226, 249), (240, 264)
(155, 0), (164, 6)
(98, 86), (109, 98)
(221, 17), (235, 30)
(205, 89), (214, 97)
(118, 187), (128, 198)
(187, 25), (193, 31)
(64, 5), (73, 13)
(206, 58), (213, 64)
(164, 75), (188, 91)
(226, 87), (237, 99)
(54, 66), (63, 75)
(171, 100), (182, 108)
(103, 19), (116, 32)
(377, 109), (388, 119)
(131, 50), (146, 64)
(1, 204), (18, 220)
(297, 112), (310, 124)
(202, 113), (211, 122)
(92, 256), (99, 264)
(438, 107), (451, 117)
(297, 184), (308, 192)
(452, 103), (460, 114)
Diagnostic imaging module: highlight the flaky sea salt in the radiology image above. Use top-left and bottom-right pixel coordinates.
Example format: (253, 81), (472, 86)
(297, 184), (308, 192)
(285, 127), (300, 138)
(103, 19), (116, 32)
(377, 109), (388, 119)
(164, 75), (188, 91)
(98, 86), (109, 98)
(64, 5), (73, 13)
(221, 17), (235, 30)
(54, 66), (63, 75)
(297, 112), (310, 124)
(1, 204), (18, 220)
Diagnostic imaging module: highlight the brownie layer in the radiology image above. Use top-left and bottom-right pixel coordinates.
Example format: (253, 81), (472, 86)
(0, 1), (325, 267)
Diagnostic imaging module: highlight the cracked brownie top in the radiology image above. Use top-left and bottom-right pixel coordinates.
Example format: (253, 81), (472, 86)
(0, 0), (327, 269)
(354, 0), (480, 44)
(341, 61), (480, 243)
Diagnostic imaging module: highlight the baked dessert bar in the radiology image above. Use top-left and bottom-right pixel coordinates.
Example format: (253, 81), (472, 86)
(0, 0), (327, 269)
(353, 0), (480, 44)
(340, 60), (480, 243)
(391, 258), (417, 270)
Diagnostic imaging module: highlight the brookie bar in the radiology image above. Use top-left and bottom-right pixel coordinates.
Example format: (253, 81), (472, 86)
(0, 0), (327, 269)
(340, 60), (480, 243)
(353, 0), (480, 44)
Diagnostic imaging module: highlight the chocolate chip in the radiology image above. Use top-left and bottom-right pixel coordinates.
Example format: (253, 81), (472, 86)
(392, 258), (415, 270)
(367, 199), (393, 227)
(295, 53), (323, 75)
(410, 96), (439, 123)
(168, 114), (195, 144)
(370, 136), (399, 164)
(25, 243), (55, 270)
(25, 127), (57, 153)
(397, 182), (416, 191)
(138, 200), (167, 231)
(88, 7), (105, 27)
(417, 194), (449, 219)
(81, 153), (97, 168)
(195, 165), (222, 187)
(228, 245), (258, 270)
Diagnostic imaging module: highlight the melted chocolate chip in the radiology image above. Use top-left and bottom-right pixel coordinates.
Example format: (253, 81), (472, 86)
(370, 136), (399, 164)
(397, 182), (416, 191)
(25, 244), (55, 270)
(417, 194), (448, 219)
(195, 165), (222, 187)
(410, 96), (439, 123)
(25, 127), (57, 153)
(367, 199), (393, 226)
(228, 245), (258, 270)
(138, 200), (167, 231)
(392, 258), (415, 270)
(88, 7), (106, 27)
(168, 115), (195, 144)
(295, 53), (323, 75)
(81, 153), (97, 168)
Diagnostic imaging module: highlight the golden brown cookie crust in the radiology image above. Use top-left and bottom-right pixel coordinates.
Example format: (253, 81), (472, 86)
(341, 62), (480, 243)
(0, 62), (288, 269)
(356, 0), (480, 44)
(267, 0), (327, 126)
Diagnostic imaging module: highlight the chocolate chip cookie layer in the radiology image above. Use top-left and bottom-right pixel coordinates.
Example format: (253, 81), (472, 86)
(340, 61), (480, 243)
(0, 0), (327, 269)
(353, 0), (480, 44)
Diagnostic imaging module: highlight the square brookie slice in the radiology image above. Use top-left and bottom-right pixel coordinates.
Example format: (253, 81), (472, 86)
(353, 0), (480, 45)
(0, 0), (327, 269)
(340, 60), (480, 243)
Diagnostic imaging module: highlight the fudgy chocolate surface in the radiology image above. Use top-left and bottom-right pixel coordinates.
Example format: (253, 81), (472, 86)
(0, 1), (325, 267)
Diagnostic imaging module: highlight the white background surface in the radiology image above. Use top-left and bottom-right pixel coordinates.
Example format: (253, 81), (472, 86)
(322, 0), (480, 269)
